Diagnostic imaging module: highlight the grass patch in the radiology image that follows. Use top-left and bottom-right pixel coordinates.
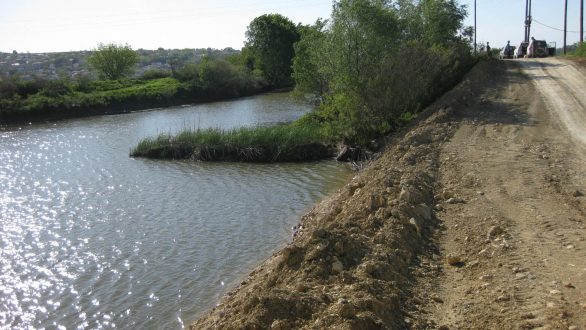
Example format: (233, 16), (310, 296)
(131, 123), (334, 162)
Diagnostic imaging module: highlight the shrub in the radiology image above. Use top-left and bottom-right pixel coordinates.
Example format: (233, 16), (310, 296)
(571, 42), (586, 57)
(141, 69), (172, 80)
(16, 77), (47, 97)
(0, 78), (18, 98)
(41, 79), (72, 97)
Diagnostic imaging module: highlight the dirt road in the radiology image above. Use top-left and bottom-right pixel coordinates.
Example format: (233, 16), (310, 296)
(520, 58), (586, 148)
(408, 58), (586, 329)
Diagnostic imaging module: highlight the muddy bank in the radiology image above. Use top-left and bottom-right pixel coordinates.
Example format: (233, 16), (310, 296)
(134, 142), (335, 163)
(133, 142), (372, 163)
(189, 62), (490, 329)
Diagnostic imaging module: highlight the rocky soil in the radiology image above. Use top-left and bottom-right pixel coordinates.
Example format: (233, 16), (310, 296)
(191, 59), (586, 329)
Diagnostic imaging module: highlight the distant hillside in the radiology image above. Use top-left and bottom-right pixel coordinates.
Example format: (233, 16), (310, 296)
(0, 47), (240, 81)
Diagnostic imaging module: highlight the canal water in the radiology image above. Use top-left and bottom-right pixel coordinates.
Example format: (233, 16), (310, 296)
(0, 93), (351, 329)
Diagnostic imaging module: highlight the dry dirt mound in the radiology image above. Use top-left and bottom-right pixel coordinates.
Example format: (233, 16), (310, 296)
(190, 61), (492, 329)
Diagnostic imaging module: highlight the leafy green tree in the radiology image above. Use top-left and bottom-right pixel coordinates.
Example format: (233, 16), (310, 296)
(292, 0), (471, 144)
(245, 14), (299, 87)
(292, 20), (329, 98)
(88, 43), (138, 80)
(321, 0), (402, 138)
(419, 0), (467, 45)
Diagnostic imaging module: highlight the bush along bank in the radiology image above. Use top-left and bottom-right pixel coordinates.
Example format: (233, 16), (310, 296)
(0, 58), (269, 124)
(130, 50), (476, 163)
(132, 1), (477, 163)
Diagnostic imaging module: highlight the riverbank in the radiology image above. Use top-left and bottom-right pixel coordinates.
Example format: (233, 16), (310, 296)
(0, 76), (271, 125)
(130, 55), (476, 163)
(189, 59), (494, 329)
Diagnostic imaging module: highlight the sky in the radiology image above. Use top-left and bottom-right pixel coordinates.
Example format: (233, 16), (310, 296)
(461, 0), (583, 50)
(0, 0), (583, 53)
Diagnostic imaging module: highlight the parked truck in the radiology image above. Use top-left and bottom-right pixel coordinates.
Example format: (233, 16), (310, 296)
(514, 40), (556, 58)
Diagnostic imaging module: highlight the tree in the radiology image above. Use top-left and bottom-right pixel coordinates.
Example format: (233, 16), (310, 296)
(291, 0), (471, 144)
(292, 20), (330, 98)
(419, 0), (467, 46)
(321, 0), (402, 137)
(245, 14), (300, 87)
(88, 43), (138, 80)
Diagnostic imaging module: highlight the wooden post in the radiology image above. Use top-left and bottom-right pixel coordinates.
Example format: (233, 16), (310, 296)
(525, 0), (529, 42)
(474, 0), (477, 53)
(564, 0), (568, 55)
(527, 0), (533, 42)
(524, 0), (532, 43)
(580, 0), (584, 44)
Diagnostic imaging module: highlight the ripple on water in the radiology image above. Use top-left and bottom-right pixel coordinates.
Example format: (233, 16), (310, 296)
(0, 94), (352, 328)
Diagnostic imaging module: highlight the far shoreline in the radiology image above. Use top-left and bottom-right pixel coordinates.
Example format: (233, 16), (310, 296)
(0, 87), (294, 127)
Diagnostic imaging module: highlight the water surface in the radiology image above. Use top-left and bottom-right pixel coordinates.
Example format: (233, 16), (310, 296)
(0, 93), (351, 329)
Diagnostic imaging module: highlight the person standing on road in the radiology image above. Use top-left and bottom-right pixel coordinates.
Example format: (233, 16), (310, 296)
(504, 41), (511, 57)
(486, 42), (492, 58)
(528, 37), (536, 58)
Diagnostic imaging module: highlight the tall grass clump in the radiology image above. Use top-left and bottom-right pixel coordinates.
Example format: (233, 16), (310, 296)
(131, 123), (334, 162)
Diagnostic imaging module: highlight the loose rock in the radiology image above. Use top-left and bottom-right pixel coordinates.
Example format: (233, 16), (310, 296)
(487, 225), (504, 240)
(446, 197), (465, 204)
(336, 301), (356, 319)
(271, 319), (289, 330)
(446, 254), (462, 266)
(331, 260), (344, 274)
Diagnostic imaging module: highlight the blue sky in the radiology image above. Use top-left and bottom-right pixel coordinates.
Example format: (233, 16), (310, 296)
(0, 0), (583, 53)
(461, 0), (583, 49)
(0, 0), (333, 52)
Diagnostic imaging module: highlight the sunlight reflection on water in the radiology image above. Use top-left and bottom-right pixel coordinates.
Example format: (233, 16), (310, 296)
(0, 93), (351, 329)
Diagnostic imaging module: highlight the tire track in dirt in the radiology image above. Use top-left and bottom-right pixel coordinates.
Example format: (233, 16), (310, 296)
(519, 58), (586, 150)
(407, 60), (586, 329)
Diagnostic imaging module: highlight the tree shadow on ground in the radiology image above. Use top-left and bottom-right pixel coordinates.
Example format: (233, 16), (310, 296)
(451, 60), (538, 128)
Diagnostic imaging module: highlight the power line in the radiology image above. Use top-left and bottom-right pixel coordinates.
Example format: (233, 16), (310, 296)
(533, 18), (580, 33)
(2, 0), (331, 25)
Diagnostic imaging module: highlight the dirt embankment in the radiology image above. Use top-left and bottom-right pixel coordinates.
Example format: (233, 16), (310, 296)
(191, 58), (586, 329)
(190, 61), (488, 329)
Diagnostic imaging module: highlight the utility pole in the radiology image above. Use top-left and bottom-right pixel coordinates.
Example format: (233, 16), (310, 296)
(474, 0), (477, 53)
(580, 0), (584, 44)
(564, 0), (568, 55)
(523, 0), (532, 43)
